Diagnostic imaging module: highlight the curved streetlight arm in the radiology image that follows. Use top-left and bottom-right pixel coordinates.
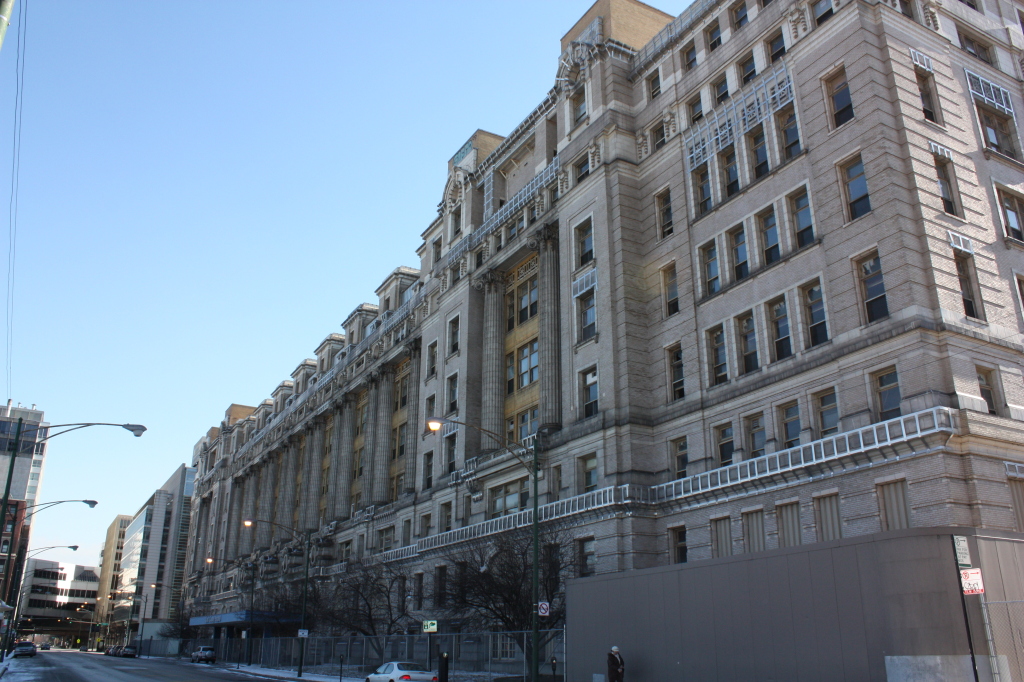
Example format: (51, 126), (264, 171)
(27, 545), (78, 558)
(426, 416), (535, 472)
(24, 423), (147, 443)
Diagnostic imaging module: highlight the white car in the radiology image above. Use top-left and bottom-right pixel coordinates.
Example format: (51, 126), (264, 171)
(191, 645), (217, 663)
(366, 661), (437, 682)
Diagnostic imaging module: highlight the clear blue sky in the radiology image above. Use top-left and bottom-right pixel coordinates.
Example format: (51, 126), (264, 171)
(0, 0), (692, 570)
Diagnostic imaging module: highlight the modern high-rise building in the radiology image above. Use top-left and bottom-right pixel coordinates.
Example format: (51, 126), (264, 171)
(17, 559), (99, 646)
(95, 515), (131, 627)
(187, 0), (1024, 676)
(113, 465), (195, 642)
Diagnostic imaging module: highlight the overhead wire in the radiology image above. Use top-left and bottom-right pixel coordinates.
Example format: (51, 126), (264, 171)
(5, 0), (27, 401)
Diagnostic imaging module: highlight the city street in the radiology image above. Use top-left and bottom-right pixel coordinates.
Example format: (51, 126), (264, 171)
(4, 650), (272, 682)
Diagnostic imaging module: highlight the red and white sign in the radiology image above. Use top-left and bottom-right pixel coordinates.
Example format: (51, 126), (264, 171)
(537, 601), (550, 617)
(961, 568), (985, 595)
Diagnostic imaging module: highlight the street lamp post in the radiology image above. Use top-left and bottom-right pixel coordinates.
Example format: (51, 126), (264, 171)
(134, 590), (149, 655)
(242, 519), (312, 677)
(2, 544), (78, 659)
(426, 416), (540, 682)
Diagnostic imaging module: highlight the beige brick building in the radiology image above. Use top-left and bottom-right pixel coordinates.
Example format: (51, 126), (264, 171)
(185, 0), (1024, 647)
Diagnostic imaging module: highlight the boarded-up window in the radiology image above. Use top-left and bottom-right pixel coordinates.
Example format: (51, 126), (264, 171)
(743, 510), (765, 553)
(711, 517), (732, 558)
(777, 502), (802, 547)
(1010, 479), (1024, 531)
(878, 480), (911, 530)
(815, 494), (842, 542)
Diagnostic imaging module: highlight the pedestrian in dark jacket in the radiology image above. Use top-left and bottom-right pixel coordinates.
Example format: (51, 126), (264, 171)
(607, 646), (624, 682)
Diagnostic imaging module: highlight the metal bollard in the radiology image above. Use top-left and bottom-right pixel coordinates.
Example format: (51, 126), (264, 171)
(439, 651), (449, 682)
(339, 654), (344, 682)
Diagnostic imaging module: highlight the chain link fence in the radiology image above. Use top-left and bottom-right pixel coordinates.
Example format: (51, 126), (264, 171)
(157, 629), (565, 681)
(983, 600), (1024, 681)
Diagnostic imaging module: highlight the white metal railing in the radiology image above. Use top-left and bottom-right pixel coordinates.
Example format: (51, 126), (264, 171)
(1006, 461), (1024, 478)
(651, 407), (955, 503)
(629, 0), (718, 80)
(377, 544), (418, 562)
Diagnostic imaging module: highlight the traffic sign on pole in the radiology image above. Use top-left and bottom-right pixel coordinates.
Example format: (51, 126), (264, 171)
(422, 620), (438, 633)
(953, 536), (972, 568)
(298, 629), (309, 638)
(538, 602), (550, 617)
(961, 568), (985, 595)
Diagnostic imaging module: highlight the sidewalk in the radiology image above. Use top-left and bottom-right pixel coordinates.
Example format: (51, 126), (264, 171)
(209, 663), (363, 682)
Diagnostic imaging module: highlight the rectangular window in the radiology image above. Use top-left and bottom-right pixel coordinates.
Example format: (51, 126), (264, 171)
(956, 255), (981, 319)
(960, 31), (992, 64)
(777, 502), (802, 547)
(425, 394), (436, 421)
(859, 254), (888, 322)
(572, 88), (587, 124)
(447, 374), (459, 413)
(709, 326), (728, 385)
(689, 96), (704, 124)
(652, 123), (667, 151)
(445, 433), (457, 474)
(432, 239), (443, 267)
(683, 43), (697, 71)
(664, 264), (680, 316)
(780, 403), (801, 448)
(977, 367), (998, 414)
(581, 368), (599, 417)
(506, 353), (516, 395)
(818, 390), (839, 436)
(769, 297), (792, 361)
(575, 156), (590, 182)
(917, 73), (939, 123)
(815, 494), (842, 541)
(518, 276), (538, 323)
(747, 414), (766, 458)
(759, 209), (780, 265)
(673, 436), (688, 478)
(707, 21), (722, 51)
(844, 156), (871, 220)
(714, 75), (730, 105)
(979, 107), (1016, 158)
(876, 369), (902, 421)
(717, 424), (734, 466)
(935, 159), (958, 215)
(703, 241), (720, 294)
(579, 538), (596, 576)
(743, 510), (766, 553)
(672, 526), (688, 563)
(804, 282), (828, 346)
(580, 454), (598, 493)
(518, 340), (539, 388)
(647, 70), (661, 99)
(451, 206), (462, 238)
(577, 219), (594, 265)
(792, 191), (814, 247)
(959, 0), (979, 10)
(778, 108), (801, 159)
(489, 478), (530, 518)
(738, 312), (759, 374)
(657, 190), (674, 238)
(878, 480), (911, 530)
(768, 31), (786, 63)
(1010, 479), (1024, 531)
(711, 517), (732, 557)
(731, 226), (748, 280)
(434, 564), (448, 606)
(733, 2), (749, 28)
(448, 317), (460, 354)
(579, 290), (597, 341)
(694, 164), (712, 216)
(813, 0), (833, 25)
(426, 342), (438, 378)
(721, 146), (739, 197)
(423, 452), (433, 490)
(668, 344), (685, 400)
(749, 126), (769, 179)
(829, 69), (854, 127)
(517, 406), (538, 441)
(1000, 191), (1024, 240)
(740, 54), (757, 84)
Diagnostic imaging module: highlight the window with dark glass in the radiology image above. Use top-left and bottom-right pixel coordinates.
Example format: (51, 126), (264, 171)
(770, 297), (792, 360)
(738, 313), (759, 373)
(859, 254), (888, 322)
(960, 31), (992, 63)
(780, 403), (801, 448)
(657, 189), (674, 238)
(733, 2), (749, 28)
(582, 369), (599, 417)
(792, 191), (814, 247)
(579, 291), (597, 341)
(690, 96), (704, 124)
(518, 340), (539, 388)
(779, 108), (801, 159)
(709, 326), (728, 385)
(768, 31), (786, 62)
(876, 369), (901, 421)
(673, 527), (688, 563)
(575, 156), (590, 181)
(683, 43), (698, 71)
(818, 390), (839, 435)
(813, 0), (833, 25)
(829, 70), (854, 127)
(664, 264), (680, 316)
(652, 123), (667, 151)
(577, 219), (594, 266)
(518, 276), (538, 323)
(749, 126), (769, 178)
(647, 70), (661, 99)
(747, 415), (766, 458)
(917, 73), (938, 123)
(956, 255), (981, 319)
(674, 437), (688, 478)
(935, 160), (957, 215)
(703, 241), (720, 294)
(845, 156), (871, 220)
(760, 209), (780, 264)
(694, 164), (712, 215)
(731, 227), (749, 280)
(572, 88), (587, 124)
(668, 344), (685, 400)
(717, 424), (734, 465)
(448, 316), (460, 354)
(715, 75), (730, 104)
(447, 374), (459, 413)
(804, 282), (828, 346)
(740, 54), (757, 84)
(707, 22), (722, 51)
(977, 368), (997, 414)
(979, 107), (1016, 158)
(722, 146), (739, 197)
(1001, 191), (1024, 240)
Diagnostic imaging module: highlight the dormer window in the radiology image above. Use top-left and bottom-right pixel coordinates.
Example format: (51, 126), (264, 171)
(452, 206), (462, 239)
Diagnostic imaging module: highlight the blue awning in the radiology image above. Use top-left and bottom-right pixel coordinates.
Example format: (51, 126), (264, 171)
(189, 610), (299, 626)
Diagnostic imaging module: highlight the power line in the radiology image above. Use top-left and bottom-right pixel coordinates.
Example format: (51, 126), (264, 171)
(5, 0), (26, 401)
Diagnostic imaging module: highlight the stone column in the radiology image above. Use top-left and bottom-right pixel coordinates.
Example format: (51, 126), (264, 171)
(254, 457), (276, 550)
(371, 366), (396, 504)
(323, 406), (344, 519)
(403, 342), (422, 492)
(192, 497), (208, 568)
(275, 442), (300, 540)
(299, 424), (326, 531)
(535, 224), (562, 429)
(475, 270), (506, 441)
(226, 476), (245, 559)
(239, 472), (258, 556)
(331, 397), (356, 519)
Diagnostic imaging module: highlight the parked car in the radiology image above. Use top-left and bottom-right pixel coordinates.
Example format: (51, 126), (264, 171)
(366, 662), (437, 682)
(120, 646), (137, 658)
(38, 643), (50, 650)
(191, 646), (216, 663)
(12, 641), (36, 658)
(104, 646), (115, 655)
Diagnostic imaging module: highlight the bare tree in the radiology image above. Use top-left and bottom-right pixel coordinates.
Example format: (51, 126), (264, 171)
(318, 561), (416, 637)
(158, 605), (200, 640)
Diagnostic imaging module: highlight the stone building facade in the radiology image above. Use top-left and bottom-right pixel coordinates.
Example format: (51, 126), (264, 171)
(186, 0), (1024, 636)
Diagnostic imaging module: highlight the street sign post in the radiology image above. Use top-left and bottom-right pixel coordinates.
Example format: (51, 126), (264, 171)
(298, 629), (309, 638)
(422, 620), (438, 633)
(537, 601), (550, 617)
(953, 536), (972, 568)
(961, 568), (985, 595)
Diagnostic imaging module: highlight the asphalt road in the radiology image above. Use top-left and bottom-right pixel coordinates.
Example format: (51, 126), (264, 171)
(4, 650), (270, 681)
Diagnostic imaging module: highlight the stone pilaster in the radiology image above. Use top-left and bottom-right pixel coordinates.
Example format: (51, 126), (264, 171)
(239, 472), (258, 556)
(535, 224), (562, 429)
(332, 396), (357, 519)
(324, 406), (345, 519)
(403, 341), (422, 492)
(275, 442), (300, 539)
(475, 270), (506, 440)
(254, 457), (276, 550)
(299, 424), (326, 531)
(371, 365), (396, 504)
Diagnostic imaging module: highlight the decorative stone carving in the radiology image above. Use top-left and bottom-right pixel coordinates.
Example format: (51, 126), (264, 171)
(636, 131), (649, 161)
(558, 170), (569, 195)
(921, 0), (941, 29)
(663, 108), (677, 137)
(787, 5), (808, 37)
(588, 140), (601, 168)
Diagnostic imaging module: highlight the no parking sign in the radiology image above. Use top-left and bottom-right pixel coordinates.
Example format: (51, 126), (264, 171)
(538, 601), (550, 616)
